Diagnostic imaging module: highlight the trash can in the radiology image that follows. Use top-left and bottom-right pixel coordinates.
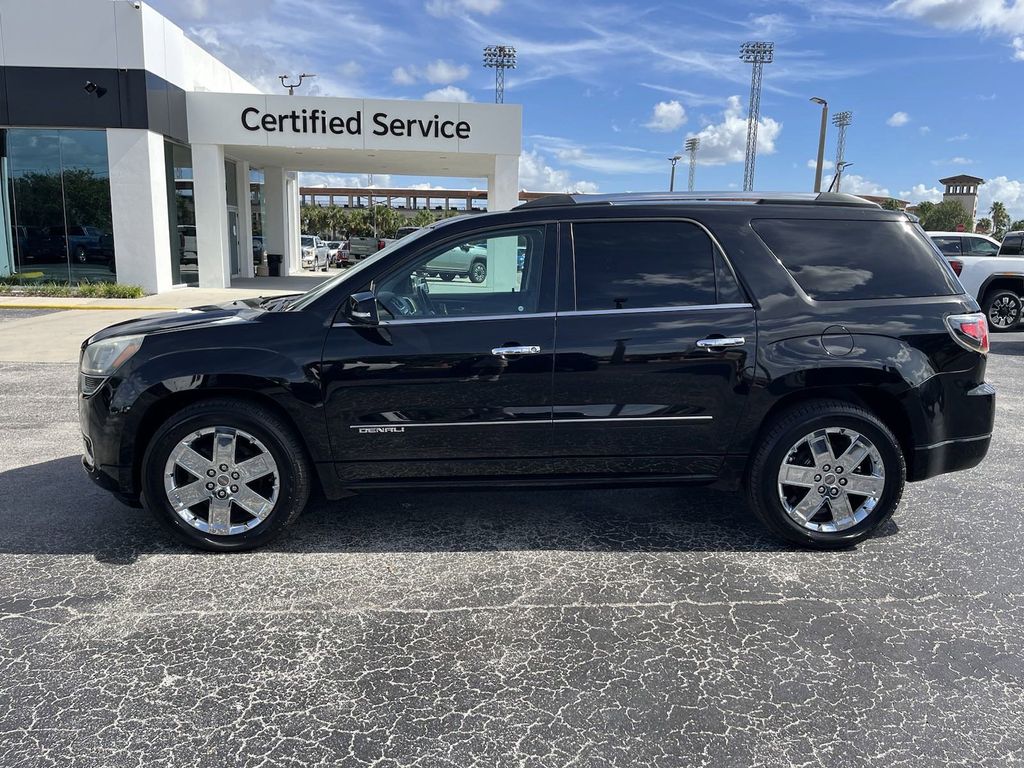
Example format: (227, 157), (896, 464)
(255, 252), (269, 277)
(267, 253), (282, 277)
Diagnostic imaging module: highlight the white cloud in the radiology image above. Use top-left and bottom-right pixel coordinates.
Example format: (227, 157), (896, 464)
(838, 174), (890, 197)
(530, 135), (665, 175)
(299, 173), (394, 188)
(932, 156), (973, 166)
(899, 183), (943, 203)
(423, 86), (473, 102)
(1013, 36), (1024, 60)
(919, 125), (931, 134)
(424, 59), (470, 84)
(889, 0), (1024, 33)
(426, 0), (502, 16)
(979, 176), (1024, 220)
(644, 100), (687, 132)
(683, 95), (781, 165)
(887, 111), (910, 127)
(946, 132), (969, 141)
(392, 66), (417, 85)
(806, 158), (835, 171)
(519, 150), (598, 193)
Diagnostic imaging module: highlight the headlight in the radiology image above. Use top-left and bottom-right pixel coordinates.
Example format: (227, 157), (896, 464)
(81, 334), (144, 376)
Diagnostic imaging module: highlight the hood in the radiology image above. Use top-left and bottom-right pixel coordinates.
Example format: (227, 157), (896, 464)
(82, 299), (266, 348)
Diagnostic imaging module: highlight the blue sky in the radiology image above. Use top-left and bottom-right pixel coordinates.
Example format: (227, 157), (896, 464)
(149, 0), (1024, 218)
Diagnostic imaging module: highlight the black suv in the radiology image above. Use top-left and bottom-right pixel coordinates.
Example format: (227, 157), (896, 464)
(79, 192), (995, 551)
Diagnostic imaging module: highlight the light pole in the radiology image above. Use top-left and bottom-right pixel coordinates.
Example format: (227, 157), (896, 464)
(684, 138), (700, 192)
(278, 73), (316, 95)
(739, 41), (774, 192)
(483, 45), (517, 103)
(832, 110), (853, 183)
(810, 97), (828, 193)
(668, 155), (682, 192)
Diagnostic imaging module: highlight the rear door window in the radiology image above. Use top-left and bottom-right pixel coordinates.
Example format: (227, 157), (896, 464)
(751, 219), (960, 300)
(931, 236), (962, 256)
(570, 220), (719, 310)
(999, 235), (1022, 256)
(964, 236), (998, 256)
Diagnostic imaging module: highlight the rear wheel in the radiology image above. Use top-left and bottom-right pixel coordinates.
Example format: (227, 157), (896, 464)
(982, 289), (1022, 331)
(747, 400), (905, 548)
(141, 398), (311, 551)
(469, 260), (487, 283)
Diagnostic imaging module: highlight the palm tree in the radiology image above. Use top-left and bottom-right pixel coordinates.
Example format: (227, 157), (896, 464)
(989, 201), (1010, 239)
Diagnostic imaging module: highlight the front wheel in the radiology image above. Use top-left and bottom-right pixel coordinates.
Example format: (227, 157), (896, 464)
(747, 400), (905, 549)
(140, 398), (311, 551)
(982, 289), (1022, 332)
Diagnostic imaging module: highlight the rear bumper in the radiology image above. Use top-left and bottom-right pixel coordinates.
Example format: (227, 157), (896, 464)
(910, 433), (992, 481)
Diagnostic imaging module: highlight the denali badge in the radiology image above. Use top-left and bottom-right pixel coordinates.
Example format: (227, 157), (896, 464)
(357, 426), (406, 434)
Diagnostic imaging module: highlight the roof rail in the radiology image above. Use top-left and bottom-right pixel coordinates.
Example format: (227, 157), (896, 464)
(516, 191), (880, 210)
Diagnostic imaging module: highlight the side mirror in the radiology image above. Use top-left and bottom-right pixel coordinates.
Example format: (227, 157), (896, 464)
(347, 291), (379, 325)
(460, 244), (471, 252)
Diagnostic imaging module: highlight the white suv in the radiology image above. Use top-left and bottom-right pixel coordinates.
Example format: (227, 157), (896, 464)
(300, 235), (329, 271)
(929, 230), (1024, 330)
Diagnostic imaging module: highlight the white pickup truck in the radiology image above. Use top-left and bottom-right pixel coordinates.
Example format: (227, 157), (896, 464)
(928, 230), (1024, 331)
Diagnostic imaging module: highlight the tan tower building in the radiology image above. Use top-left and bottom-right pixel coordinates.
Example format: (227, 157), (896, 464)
(940, 174), (984, 220)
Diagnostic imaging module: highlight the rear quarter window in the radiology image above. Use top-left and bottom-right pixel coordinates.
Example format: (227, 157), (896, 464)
(751, 219), (960, 301)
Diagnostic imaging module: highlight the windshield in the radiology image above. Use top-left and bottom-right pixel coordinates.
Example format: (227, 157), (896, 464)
(301, 236), (314, 247)
(287, 224), (441, 312)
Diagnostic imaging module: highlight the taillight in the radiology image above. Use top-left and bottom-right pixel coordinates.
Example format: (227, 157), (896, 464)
(949, 259), (963, 276)
(377, 239), (386, 250)
(945, 312), (989, 354)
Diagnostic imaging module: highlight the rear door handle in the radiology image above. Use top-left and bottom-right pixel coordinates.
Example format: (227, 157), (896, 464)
(492, 345), (542, 357)
(696, 336), (746, 350)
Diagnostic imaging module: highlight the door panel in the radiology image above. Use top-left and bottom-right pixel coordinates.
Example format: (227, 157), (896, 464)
(550, 306), (756, 468)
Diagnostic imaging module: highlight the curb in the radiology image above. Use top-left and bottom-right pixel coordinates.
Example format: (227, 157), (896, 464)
(0, 303), (176, 311)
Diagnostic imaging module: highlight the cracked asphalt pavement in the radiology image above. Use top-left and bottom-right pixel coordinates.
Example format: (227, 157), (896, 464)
(1, 333), (1023, 767)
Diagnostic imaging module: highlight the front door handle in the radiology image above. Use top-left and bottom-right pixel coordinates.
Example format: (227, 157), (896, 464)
(492, 345), (542, 357)
(696, 336), (746, 350)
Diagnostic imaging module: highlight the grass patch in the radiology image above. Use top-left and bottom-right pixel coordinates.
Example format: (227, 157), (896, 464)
(0, 279), (145, 299)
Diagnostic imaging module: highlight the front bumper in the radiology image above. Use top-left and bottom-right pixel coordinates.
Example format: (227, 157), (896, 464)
(79, 379), (141, 506)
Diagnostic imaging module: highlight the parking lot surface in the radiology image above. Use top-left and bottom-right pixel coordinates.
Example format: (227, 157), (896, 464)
(1, 333), (1022, 767)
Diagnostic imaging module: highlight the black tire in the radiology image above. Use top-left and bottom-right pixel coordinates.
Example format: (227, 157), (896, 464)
(746, 399), (905, 549)
(74, 246), (88, 263)
(140, 398), (312, 552)
(441, 273), (455, 281)
(982, 289), (1022, 332)
(469, 260), (487, 283)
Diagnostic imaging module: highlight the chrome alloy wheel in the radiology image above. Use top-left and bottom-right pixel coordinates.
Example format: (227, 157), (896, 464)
(776, 427), (886, 533)
(988, 295), (1021, 328)
(163, 427), (279, 536)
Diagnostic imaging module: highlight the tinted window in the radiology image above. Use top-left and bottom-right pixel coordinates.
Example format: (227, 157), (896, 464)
(964, 236), (998, 256)
(931, 236), (962, 256)
(572, 221), (716, 311)
(375, 226), (548, 319)
(301, 236), (314, 247)
(752, 219), (960, 300)
(999, 236), (1022, 256)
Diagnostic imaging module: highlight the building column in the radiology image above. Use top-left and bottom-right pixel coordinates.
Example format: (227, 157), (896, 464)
(285, 172), (300, 275)
(106, 129), (172, 294)
(236, 159), (254, 279)
(191, 143), (230, 289)
(487, 154), (520, 212)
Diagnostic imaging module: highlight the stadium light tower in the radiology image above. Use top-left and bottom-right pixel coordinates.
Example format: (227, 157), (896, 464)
(739, 41), (774, 192)
(685, 137), (700, 192)
(483, 45), (517, 103)
(832, 110), (853, 190)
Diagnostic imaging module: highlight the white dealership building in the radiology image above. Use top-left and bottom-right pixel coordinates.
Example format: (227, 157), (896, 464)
(0, 0), (522, 292)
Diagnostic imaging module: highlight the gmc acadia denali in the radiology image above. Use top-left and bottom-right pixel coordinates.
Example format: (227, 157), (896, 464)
(79, 192), (995, 551)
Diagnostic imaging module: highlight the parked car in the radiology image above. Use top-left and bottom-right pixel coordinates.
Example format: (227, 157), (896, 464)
(326, 241), (343, 264)
(929, 230), (1024, 330)
(300, 235), (329, 271)
(79, 191), (994, 552)
(424, 241), (488, 282)
(252, 235), (266, 267)
(395, 226), (422, 240)
(347, 236), (384, 261)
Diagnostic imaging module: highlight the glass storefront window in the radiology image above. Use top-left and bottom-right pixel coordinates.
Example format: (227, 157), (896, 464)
(165, 141), (195, 286)
(4, 128), (115, 284)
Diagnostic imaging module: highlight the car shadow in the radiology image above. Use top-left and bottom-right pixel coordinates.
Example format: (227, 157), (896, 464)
(0, 455), (897, 561)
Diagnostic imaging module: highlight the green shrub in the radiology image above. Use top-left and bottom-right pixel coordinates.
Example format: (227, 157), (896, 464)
(0, 279), (144, 299)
